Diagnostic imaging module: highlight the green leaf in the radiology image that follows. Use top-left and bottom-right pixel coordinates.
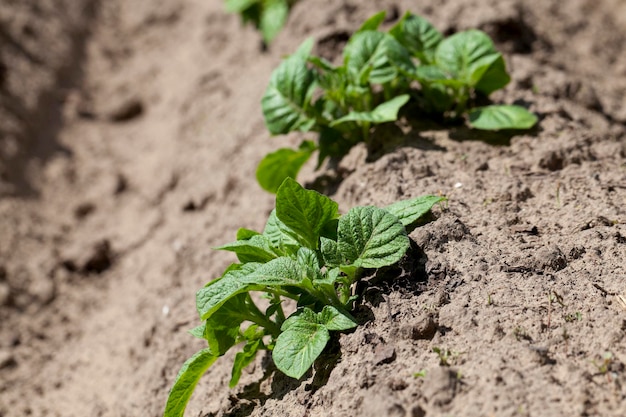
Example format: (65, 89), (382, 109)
(474, 55), (510, 95)
(385, 195), (446, 227)
(237, 228), (260, 240)
(259, 0), (289, 44)
(389, 12), (442, 64)
(163, 348), (218, 417)
(225, 0), (257, 13)
(197, 258), (304, 320)
(281, 306), (318, 330)
(337, 206), (409, 268)
(319, 266), (342, 287)
(357, 11), (386, 32)
(188, 325), (205, 339)
(263, 209), (300, 254)
(256, 141), (317, 193)
(296, 247), (324, 286)
(329, 94), (409, 127)
(344, 31), (411, 85)
(293, 37), (315, 59)
(203, 294), (251, 355)
(262, 51), (317, 135)
(435, 30), (502, 86)
(215, 234), (280, 263)
(413, 65), (464, 88)
(420, 83), (455, 113)
(297, 246), (321, 270)
(317, 127), (353, 167)
(318, 305), (357, 331)
(273, 309), (330, 379)
(276, 178), (339, 249)
(308, 55), (336, 72)
(319, 218), (339, 241)
(468, 105), (538, 130)
(230, 337), (263, 388)
(320, 237), (341, 267)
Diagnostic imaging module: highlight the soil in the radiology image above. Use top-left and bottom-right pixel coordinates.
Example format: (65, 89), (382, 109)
(1, 0), (626, 416)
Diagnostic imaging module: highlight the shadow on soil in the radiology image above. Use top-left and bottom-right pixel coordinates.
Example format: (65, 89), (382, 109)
(0, 0), (100, 197)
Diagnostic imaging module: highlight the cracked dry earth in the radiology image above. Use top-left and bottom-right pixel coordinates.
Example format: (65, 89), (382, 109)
(1, 0), (626, 416)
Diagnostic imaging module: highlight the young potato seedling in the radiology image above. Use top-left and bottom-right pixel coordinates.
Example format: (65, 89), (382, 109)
(163, 178), (445, 417)
(225, 0), (298, 45)
(257, 11), (537, 192)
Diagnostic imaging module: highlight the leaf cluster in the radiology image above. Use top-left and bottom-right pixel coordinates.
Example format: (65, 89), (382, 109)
(257, 11), (538, 193)
(225, 0), (297, 45)
(164, 178), (445, 417)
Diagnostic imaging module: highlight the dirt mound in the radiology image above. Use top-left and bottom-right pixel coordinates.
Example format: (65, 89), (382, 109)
(1, 1), (626, 417)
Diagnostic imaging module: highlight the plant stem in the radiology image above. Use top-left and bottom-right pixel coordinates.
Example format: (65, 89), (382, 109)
(271, 293), (286, 324)
(362, 121), (370, 143)
(245, 298), (281, 337)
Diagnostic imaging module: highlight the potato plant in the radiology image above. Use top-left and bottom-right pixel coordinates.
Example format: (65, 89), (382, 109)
(163, 178), (445, 417)
(225, 0), (298, 45)
(257, 11), (538, 192)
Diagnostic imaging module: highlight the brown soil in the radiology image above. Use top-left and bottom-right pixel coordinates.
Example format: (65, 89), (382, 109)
(1, 1), (626, 416)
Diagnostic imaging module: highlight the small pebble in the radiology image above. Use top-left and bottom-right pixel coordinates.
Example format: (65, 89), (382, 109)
(374, 345), (396, 365)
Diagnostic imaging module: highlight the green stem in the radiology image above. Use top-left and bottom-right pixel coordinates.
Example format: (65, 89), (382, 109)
(383, 82), (392, 102)
(339, 283), (351, 306)
(266, 288), (300, 302)
(245, 298), (281, 337)
(454, 86), (468, 118)
(361, 121), (370, 143)
(271, 293), (286, 324)
(315, 284), (344, 309)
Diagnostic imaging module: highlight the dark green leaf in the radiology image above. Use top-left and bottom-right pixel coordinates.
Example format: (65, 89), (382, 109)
(273, 309), (330, 379)
(337, 206), (409, 268)
(237, 228), (260, 241)
(203, 294), (251, 355)
(329, 94), (409, 127)
(163, 348), (218, 417)
(385, 195), (446, 227)
(420, 83), (455, 113)
(239, 3), (262, 27)
(389, 12), (442, 64)
(319, 218), (339, 241)
(256, 141), (317, 193)
(468, 105), (538, 130)
(317, 127), (353, 168)
(230, 337), (263, 387)
(318, 305), (357, 331)
(474, 55), (510, 95)
(262, 51), (317, 134)
(276, 178), (339, 249)
(435, 30), (502, 86)
(344, 31), (410, 85)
